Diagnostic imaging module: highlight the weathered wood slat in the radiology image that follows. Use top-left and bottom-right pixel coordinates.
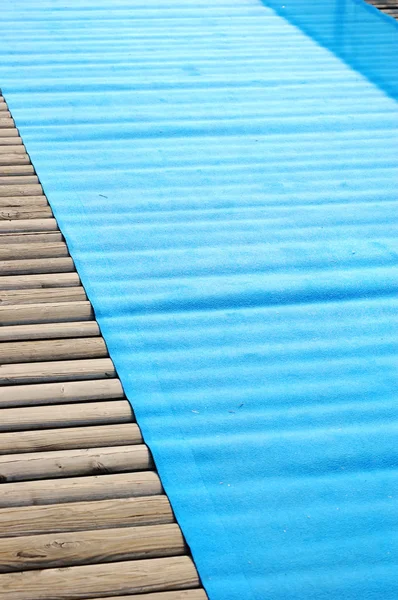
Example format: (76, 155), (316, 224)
(0, 207), (51, 220)
(0, 130), (19, 138)
(0, 358), (115, 385)
(0, 301), (93, 325)
(0, 445), (151, 482)
(0, 232), (62, 244)
(0, 183), (41, 196)
(0, 242), (68, 261)
(0, 423), (141, 454)
(0, 118), (15, 128)
(0, 378), (124, 408)
(0, 195), (48, 206)
(0, 138), (22, 145)
(0, 400), (131, 432)
(0, 144), (24, 152)
(0, 337), (107, 364)
(0, 556), (198, 600)
(0, 156), (31, 166)
(0, 496), (173, 537)
(96, 591), (207, 600)
(0, 165), (34, 175)
(0, 471), (162, 507)
(0, 287), (85, 306)
(0, 218), (57, 232)
(0, 257), (74, 275)
(0, 272), (80, 290)
(0, 321), (99, 342)
(0, 177), (39, 186)
(0, 524), (185, 572)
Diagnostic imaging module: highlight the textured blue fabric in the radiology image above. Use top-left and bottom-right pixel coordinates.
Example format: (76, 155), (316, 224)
(1, 1), (398, 598)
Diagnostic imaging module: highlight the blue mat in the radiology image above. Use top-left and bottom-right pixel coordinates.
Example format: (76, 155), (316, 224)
(1, 1), (398, 598)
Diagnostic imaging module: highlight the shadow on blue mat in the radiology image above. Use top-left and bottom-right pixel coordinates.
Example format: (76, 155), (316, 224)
(261, 0), (398, 101)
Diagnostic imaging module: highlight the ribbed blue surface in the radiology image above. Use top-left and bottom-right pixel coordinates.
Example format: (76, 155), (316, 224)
(1, 1), (398, 598)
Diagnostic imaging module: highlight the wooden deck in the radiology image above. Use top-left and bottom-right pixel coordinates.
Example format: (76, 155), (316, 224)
(0, 93), (206, 599)
(365, 0), (398, 18)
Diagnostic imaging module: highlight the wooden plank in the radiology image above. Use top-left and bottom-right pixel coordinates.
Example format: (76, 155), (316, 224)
(0, 524), (185, 572)
(0, 131), (19, 138)
(0, 301), (93, 325)
(0, 556), (198, 600)
(0, 242), (67, 261)
(0, 218), (57, 232)
(0, 165), (34, 175)
(0, 445), (151, 482)
(0, 401), (132, 432)
(0, 358), (115, 385)
(0, 138), (22, 145)
(0, 423), (141, 454)
(0, 195), (47, 206)
(0, 287), (86, 306)
(0, 184), (42, 197)
(0, 379), (124, 408)
(0, 118), (15, 128)
(0, 232), (62, 244)
(0, 177), (39, 187)
(95, 592), (207, 600)
(0, 337), (107, 364)
(0, 272), (80, 291)
(0, 321), (99, 342)
(0, 156), (30, 166)
(0, 144), (25, 153)
(0, 257), (74, 275)
(0, 496), (173, 537)
(0, 471), (162, 507)
(0, 207), (52, 220)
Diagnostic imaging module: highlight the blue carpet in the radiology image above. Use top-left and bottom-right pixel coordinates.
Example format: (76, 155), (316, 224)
(1, 1), (398, 598)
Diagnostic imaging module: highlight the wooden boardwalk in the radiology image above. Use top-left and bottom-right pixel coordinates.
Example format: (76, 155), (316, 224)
(0, 93), (206, 599)
(365, 0), (398, 18)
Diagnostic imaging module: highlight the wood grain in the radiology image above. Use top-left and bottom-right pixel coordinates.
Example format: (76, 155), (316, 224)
(0, 321), (99, 342)
(0, 272), (80, 290)
(0, 337), (107, 364)
(0, 423), (141, 454)
(0, 287), (86, 306)
(0, 496), (173, 537)
(0, 257), (74, 275)
(0, 165), (34, 175)
(94, 592), (207, 600)
(0, 207), (51, 220)
(0, 379), (124, 407)
(0, 401), (132, 431)
(0, 118), (14, 128)
(0, 471), (162, 507)
(0, 138), (22, 145)
(0, 156), (30, 166)
(0, 195), (47, 206)
(0, 184), (42, 196)
(0, 218), (57, 232)
(0, 232), (63, 244)
(0, 524), (185, 572)
(0, 143), (24, 152)
(0, 242), (68, 261)
(0, 556), (198, 599)
(0, 445), (151, 481)
(0, 301), (93, 325)
(0, 358), (115, 385)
